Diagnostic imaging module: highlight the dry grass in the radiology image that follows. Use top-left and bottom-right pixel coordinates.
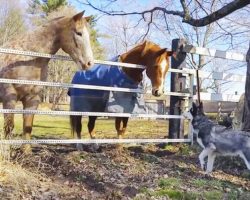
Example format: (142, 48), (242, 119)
(0, 103), (197, 199)
(0, 160), (45, 199)
(0, 153), (79, 199)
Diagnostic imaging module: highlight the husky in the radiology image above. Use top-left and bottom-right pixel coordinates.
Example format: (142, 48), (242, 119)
(183, 102), (250, 173)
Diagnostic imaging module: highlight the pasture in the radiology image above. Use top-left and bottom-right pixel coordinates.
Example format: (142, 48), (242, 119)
(0, 104), (250, 199)
(0, 103), (168, 140)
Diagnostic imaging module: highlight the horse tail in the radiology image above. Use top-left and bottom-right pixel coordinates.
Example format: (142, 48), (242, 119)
(70, 115), (76, 138)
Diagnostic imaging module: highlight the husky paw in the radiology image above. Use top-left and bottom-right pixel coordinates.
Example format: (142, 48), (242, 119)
(199, 161), (206, 171)
(76, 143), (84, 151)
(204, 172), (212, 179)
(201, 164), (206, 171)
(85, 143), (100, 152)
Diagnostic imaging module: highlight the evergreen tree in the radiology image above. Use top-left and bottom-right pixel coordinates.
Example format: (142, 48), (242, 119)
(28, 0), (41, 14)
(41, 0), (67, 14)
(88, 16), (105, 59)
(28, 0), (67, 15)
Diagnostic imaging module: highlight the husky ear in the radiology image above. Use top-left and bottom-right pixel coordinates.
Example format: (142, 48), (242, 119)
(198, 102), (205, 114)
(191, 102), (197, 116)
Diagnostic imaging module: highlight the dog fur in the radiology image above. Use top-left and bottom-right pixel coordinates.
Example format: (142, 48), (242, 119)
(183, 102), (250, 173)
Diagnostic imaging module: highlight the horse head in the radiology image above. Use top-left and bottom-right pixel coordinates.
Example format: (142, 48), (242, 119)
(141, 41), (173, 97)
(58, 11), (94, 70)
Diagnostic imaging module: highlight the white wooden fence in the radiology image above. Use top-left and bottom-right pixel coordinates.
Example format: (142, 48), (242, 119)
(0, 47), (193, 144)
(0, 42), (248, 144)
(182, 44), (247, 102)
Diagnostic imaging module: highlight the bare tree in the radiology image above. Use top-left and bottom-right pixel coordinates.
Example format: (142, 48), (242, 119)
(102, 15), (153, 56)
(78, 0), (250, 90)
(242, 45), (250, 131)
(78, 0), (250, 27)
(0, 0), (26, 46)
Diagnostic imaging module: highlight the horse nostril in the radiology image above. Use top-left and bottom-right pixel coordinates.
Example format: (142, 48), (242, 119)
(87, 61), (93, 67)
(154, 90), (160, 96)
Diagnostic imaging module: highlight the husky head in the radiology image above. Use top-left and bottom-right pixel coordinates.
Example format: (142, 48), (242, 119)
(183, 102), (205, 120)
(183, 102), (206, 136)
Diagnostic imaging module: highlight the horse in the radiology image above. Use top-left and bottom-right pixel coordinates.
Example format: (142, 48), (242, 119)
(0, 11), (94, 152)
(69, 41), (173, 150)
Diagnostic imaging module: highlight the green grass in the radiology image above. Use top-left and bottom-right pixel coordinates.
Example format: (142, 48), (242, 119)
(140, 186), (225, 200)
(203, 190), (223, 200)
(192, 179), (223, 189)
(0, 114), (169, 139)
(139, 187), (200, 200)
(136, 176), (249, 200)
(158, 177), (181, 188)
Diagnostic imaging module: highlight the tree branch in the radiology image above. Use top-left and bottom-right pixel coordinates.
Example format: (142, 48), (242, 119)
(79, 0), (250, 27)
(182, 0), (250, 26)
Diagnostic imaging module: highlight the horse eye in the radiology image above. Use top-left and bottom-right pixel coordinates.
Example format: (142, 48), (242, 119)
(76, 32), (82, 37)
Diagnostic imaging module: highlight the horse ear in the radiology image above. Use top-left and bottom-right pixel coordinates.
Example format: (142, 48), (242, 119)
(166, 51), (173, 56)
(73, 11), (85, 22)
(156, 48), (167, 56)
(141, 41), (149, 57)
(85, 16), (92, 23)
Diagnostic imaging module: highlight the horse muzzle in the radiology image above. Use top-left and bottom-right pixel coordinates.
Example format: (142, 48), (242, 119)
(152, 89), (164, 97)
(79, 59), (94, 70)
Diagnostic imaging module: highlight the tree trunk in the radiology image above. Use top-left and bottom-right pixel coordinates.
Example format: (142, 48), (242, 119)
(242, 44), (250, 131)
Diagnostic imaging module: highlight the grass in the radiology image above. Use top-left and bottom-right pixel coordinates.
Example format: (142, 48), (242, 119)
(192, 178), (223, 189)
(139, 187), (200, 200)
(1, 104), (249, 199)
(136, 176), (250, 200)
(158, 177), (181, 188)
(0, 161), (48, 199)
(0, 113), (169, 140)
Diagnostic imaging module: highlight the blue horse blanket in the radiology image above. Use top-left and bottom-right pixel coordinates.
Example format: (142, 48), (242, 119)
(68, 57), (146, 113)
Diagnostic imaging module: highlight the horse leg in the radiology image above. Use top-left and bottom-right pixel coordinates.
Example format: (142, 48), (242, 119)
(3, 95), (17, 138)
(115, 117), (129, 139)
(22, 95), (40, 153)
(70, 115), (83, 150)
(121, 117), (129, 138)
(88, 116), (97, 139)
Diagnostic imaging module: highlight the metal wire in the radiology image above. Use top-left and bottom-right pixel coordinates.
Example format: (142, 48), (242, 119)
(0, 47), (193, 145)
(0, 138), (192, 145)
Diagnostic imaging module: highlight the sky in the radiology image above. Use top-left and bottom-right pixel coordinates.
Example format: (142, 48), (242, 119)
(66, 0), (248, 96)
(68, 0), (152, 15)
(19, 0), (249, 96)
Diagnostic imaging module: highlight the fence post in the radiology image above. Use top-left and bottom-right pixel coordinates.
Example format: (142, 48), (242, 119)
(242, 42), (250, 131)
(169, 39), (187, 139)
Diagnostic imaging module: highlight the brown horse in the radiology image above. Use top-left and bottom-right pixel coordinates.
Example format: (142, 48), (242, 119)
(0, 11), (94, 151)
(69, 41), (173, 150)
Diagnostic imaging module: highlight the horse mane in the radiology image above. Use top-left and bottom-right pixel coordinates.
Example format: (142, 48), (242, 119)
(48, 16), (65, 22)
(41, 16), (66, 28)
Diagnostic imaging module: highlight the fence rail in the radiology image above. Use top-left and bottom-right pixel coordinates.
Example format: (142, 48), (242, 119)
(194, 93), (242, 102)
(0, 138), (192, 145)
(0, 109), (185, 119)
(0, 78), (191, 97)
(183, 44), (247, 62)
(183, 68), (246, 83)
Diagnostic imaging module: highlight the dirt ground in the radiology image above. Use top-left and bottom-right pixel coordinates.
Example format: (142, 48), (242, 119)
(0, 143), (250, 200)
